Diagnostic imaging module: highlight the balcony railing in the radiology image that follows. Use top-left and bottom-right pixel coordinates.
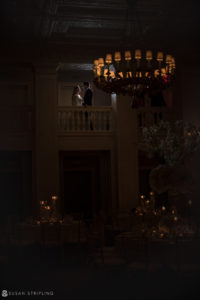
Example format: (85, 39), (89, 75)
(137, 106), (171, 128)
(57, 106), (113, 133)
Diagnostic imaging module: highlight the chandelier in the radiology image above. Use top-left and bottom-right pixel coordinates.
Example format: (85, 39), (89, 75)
(93, 50), (176, 99)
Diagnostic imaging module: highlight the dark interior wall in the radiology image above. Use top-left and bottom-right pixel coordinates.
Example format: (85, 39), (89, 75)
(0, 151), (32, 225)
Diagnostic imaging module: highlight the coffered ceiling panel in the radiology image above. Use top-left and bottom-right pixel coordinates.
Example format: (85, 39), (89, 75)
(0, 0), (199, 61)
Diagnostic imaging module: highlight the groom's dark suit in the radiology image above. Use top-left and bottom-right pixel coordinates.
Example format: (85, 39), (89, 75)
(83, 88), (93, 106)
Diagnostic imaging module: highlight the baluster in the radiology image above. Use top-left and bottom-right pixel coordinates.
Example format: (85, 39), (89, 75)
(93, 110), (96, 131)
(99, 111), (102, 131)
(100, 111), (105, 131)
(77, 109), (80, 131)
(71, 109), (75, 131)
(82, 108), (86, 131)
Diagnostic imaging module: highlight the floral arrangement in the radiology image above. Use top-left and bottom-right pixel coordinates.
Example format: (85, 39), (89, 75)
(140, 121), (200, 195)
(141, 120), (200, 166)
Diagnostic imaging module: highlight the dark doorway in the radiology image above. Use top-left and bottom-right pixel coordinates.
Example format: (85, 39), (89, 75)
(60, 151), (111, 220)
(63, 170), (92, 218)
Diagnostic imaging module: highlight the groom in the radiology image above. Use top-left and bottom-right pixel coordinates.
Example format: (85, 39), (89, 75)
(83, 82), (93, 106)
(83, 82), (93, 130)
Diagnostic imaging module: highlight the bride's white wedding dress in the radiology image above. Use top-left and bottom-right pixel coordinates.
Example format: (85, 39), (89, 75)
(72, 93), (83, 106)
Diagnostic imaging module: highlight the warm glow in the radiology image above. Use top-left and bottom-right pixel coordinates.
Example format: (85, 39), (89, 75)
(126, 71), (132, 78)
(157, 51), (163, 61)
(52, 195), (58, 200)
(104, 68), (108, 76)
(105, 54), (112, 64)
(161, 206), (166, 211)
(118, 72), (123, 78)
(146, 200), (150, 205)
(146, 50), (153, 60)
(166, 54), (172, 64)
(188, 200), (192, 206)
(125, 50), (132, 61)
(154, 69), (160, 77)
(97, 67), (101, 76)
(114, 51), (121, 62)
(135, 49), (142, 59)
(140, 195), (145, 199)
(94, 60), (99, 66)
(174, 216), (178, 222)
(109, 70), (115, 78)
(98, 57), (104, 67)
(161, 68), (166, 76)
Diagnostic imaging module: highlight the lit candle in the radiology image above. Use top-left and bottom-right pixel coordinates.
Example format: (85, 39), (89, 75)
(105, 53), (112, 64)
(166, 54), (172, 64)
(114, 51), (121, 62)
(135, 49), (142, 60)
(125, 50), (132, 61)
(98, 58), (104, 67)
(174, 216), (178, 222)
(146, 50), (152, 61)
(157, 52), (163, 62)
(94, 60), (99, 67)
(162, 206), (166, 211)
(146, 199), (150, 205)
(52, 195), (58, 201)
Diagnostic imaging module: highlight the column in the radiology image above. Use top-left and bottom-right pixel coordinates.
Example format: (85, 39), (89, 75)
(34, 63), (59, 212)
(112, 94), (139, 213)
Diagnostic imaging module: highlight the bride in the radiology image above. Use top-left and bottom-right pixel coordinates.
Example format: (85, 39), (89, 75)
(72, 85), (83, 106)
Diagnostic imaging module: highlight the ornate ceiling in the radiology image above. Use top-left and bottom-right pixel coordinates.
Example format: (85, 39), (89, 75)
(0, 0), (199, 64)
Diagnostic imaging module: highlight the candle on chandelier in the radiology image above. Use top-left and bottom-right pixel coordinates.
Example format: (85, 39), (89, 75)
(105, 54), (112, 64)
(166, 54), (172, 64)
(109, 70), (115, 78)
(146, 50), (153, 60)
(114, 51), (121, 62)
(104, 68), (108, 79)
(125, 50), (132, 61)
(98, 58), (104, 67)
(94, 60), (99, 67)
(135, 49), (142, 60)
(161, 68), (166, 77)
(157, 51), (163, 62)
